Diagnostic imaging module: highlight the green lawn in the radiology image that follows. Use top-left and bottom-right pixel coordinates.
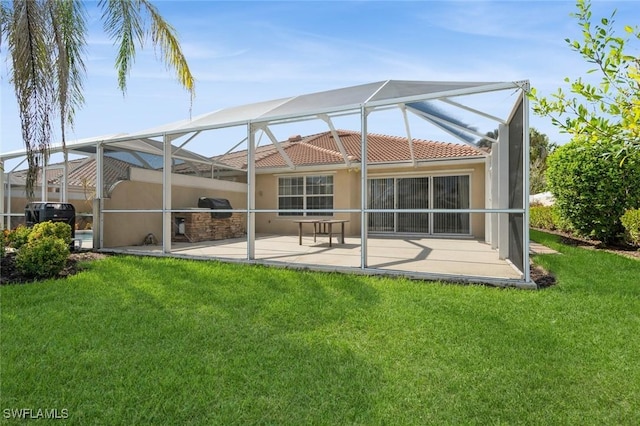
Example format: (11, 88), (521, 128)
(1, 230), (639, 425)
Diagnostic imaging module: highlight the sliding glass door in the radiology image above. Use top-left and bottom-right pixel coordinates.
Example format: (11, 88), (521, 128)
(432, 176), (470, 234)
(368, 175), (470, 235)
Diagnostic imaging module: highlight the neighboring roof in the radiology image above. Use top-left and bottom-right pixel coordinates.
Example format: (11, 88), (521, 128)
(7, 130), (486, 188)
(7, 156), (133, 188)
(212, 130), (486, 171)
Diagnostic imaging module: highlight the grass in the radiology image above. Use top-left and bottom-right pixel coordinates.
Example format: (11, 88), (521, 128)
(1, 230), (639, 424)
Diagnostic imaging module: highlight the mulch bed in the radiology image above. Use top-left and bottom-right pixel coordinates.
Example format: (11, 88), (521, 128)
(0, 251), (107, 285)
(530, 264), (556, 289)
(535, 228), (640, 260)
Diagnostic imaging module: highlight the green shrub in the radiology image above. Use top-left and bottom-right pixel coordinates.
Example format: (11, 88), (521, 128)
(530, 205), (555, 230)
(28, 221), (72, 244)
(7, 225), (32, 250)
(551, 207), (573, 233)
(621, 209), (640, 246)
(1, 229), (7, 257)
(15, 236), (70, 279)
(546, 139), (640, 243)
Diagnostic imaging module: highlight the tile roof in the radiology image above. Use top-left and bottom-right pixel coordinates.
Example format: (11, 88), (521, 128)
(6, 131), (486, 187)
(214, 130), (486, 170)
(7, 156), (133, 188)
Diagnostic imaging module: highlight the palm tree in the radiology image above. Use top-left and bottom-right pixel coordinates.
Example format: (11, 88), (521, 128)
(0, 0), (195, 198)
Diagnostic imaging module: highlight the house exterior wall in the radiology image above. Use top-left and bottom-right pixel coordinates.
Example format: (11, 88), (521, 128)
(102, 173), (247, 247)
(254, 161), (486, 239)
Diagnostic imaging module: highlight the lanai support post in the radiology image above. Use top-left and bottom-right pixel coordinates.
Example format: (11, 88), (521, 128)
(41, 163), (47, 201)
(485, 154), (492, 244)
(162, 134), (172, 254)
(247, 124), (256, 260)
(94, 143), (103, 249)
(0, 159), (4, 229)
(62, 149), (69, 202)
(522, 89), (531, 283)
(490, 147), (499, 249)
(360, 107), (369, 269)
(6, 172), (12, 230)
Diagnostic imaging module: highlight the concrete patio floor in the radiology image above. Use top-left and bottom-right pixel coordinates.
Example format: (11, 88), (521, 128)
(104, 233), (529, 286)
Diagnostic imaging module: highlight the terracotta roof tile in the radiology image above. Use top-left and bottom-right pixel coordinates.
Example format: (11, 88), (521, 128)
(242, 130), (485, 169)
(8, 157), (133, 188)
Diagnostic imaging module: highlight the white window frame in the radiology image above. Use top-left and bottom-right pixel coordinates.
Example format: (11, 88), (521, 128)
(277, 174), (334, 217)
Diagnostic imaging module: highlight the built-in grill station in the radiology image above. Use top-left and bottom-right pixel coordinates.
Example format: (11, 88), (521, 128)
(172, 197), (244, 242)
(197, 197), (233, 219)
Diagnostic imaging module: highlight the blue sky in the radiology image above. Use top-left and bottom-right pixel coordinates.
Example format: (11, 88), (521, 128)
(1, 0), (638, 162)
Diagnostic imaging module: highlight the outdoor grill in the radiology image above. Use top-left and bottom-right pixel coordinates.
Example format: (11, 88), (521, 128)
(25, 202), (76, 238)
(197, 197), (233, 219)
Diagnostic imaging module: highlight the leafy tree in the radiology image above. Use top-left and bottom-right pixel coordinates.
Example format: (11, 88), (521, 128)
(0, 0), (195, 198)
(528, 0), (640, 155)
(479, 127), (556, 193)
(529, 128), (556, 194)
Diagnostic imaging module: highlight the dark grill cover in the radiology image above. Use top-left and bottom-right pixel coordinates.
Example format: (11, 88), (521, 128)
(198, 197), (233, 219)
(25, 202), (76, 238)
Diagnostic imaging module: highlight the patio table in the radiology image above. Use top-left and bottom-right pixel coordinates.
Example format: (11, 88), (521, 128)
(293, 219), (349, 247)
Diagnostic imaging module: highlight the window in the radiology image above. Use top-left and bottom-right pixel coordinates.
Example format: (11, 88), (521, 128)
(278, 175), (333, 216)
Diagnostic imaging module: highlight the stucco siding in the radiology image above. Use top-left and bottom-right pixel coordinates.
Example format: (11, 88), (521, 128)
(254, 161), (485, 239)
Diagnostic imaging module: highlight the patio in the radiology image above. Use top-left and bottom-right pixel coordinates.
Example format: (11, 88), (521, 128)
(102, 234), (527, 287)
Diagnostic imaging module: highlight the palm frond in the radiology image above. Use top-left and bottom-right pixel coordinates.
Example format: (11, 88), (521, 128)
(48, 0), (87, 147)
(141, 0), (195, 107)
(0, 2), (11, 46)
(8, 0), (55, 199)
(98, 0), (145, 93)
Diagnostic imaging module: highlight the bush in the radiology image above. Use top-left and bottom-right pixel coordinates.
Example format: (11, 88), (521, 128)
(1, 229), (7, 257)
(28, 221), (72, 244)
(621, 209), (640, 246)
(530, 205), (555, 230)
(15, 236), (70, 279)
(547, 139), (640, 243)
(7, 225), (32, 250)
(551, 207), (574, 233)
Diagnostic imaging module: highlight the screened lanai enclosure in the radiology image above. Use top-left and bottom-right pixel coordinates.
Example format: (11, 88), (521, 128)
(0, 80), (533, 287)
